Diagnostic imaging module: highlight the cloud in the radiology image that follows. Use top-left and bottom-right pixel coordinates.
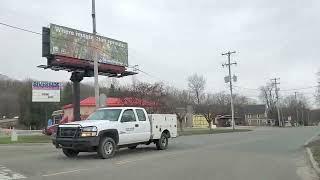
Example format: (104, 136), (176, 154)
(0, 0), (319, 106)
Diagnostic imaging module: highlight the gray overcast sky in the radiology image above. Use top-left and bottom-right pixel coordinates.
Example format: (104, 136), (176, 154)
(0, 0), (319, 105)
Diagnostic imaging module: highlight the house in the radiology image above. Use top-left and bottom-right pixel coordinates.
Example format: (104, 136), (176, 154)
(0, 118), (19, 128)
(62, 96), (155, 122)
(215, 115), (242, 127)
(243, 104), (274, 126)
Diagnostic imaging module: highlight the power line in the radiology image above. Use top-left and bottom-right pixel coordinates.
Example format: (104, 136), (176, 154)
(233, 85), (260, 91)
(0, 22), (42, 35)
(234, 85), (318, 92)
(0, 22), (123, 61)
(280, 86), (318, 91)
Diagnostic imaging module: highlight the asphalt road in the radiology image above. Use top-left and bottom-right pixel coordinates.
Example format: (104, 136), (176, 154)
(0, 127), (319, 180)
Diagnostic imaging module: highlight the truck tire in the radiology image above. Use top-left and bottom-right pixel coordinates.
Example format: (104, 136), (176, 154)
(156, 133), (168, 150)
(62, 149), (79, 158)
(128, 145), (137, 149)
(98, 137), (116, 159)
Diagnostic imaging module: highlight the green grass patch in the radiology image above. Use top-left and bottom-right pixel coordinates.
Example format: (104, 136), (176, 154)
(0, 135), (51, 144)
(178, 128), (252, 136)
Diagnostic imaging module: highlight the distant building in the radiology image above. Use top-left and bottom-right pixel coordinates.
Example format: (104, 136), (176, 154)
(310, 109), (320, 125)
(215, 115), (242, 127)
(192, 115), (209, 128)
(0, 118), (19, 128)
(62, 96), (155, 122)
(243, 104), (275, 126)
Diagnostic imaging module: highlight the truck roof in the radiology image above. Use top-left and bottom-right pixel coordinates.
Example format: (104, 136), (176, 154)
(98, 107), (146, 110)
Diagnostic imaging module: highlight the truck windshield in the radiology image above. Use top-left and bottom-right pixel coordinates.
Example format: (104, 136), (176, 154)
(87, 109), (121, 121)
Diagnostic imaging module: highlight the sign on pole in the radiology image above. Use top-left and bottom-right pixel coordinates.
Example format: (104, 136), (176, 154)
(32, 81), (60, 102)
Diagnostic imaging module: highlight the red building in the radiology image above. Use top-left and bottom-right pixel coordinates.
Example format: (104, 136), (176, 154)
(62, 96), (155, 122)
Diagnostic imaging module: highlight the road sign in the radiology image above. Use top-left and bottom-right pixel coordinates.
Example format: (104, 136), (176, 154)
(32, 81), (60, 102)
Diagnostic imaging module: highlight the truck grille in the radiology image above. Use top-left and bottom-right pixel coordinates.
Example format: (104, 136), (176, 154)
(58, 127), (79, 138)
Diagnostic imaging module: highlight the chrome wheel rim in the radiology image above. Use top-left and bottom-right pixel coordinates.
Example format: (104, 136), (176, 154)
(104, 142), (113, 155)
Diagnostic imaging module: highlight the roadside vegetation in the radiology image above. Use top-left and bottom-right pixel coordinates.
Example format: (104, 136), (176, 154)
(0, 135), (51, 144)
(0, 72), (318, 130)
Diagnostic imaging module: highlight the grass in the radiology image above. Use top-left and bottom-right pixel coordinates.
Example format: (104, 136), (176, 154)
(308, 138), (320, 165)
(178, 128), (252, 136)
(0, 135), (51, 144)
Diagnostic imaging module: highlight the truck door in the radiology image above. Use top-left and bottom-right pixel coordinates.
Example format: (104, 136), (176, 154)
(135, 109), (151, 142)
(118, 109), (140, 145)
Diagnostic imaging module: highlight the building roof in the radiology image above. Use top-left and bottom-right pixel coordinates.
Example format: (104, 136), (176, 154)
(63, 96), (155, 109)
(243, 104), (266, 114)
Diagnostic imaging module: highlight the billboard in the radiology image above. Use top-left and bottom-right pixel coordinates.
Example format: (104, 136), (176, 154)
(49, 24), (128, 67)
(32, 81), (60, 102)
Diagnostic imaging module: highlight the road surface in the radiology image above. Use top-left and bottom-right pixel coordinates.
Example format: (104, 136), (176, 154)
(0, 127), (318, 180)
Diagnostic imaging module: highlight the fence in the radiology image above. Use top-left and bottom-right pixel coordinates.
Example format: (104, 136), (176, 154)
(0, 128), (42, 137)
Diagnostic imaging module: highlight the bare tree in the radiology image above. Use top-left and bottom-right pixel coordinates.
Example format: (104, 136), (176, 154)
(280, 94), (309, 125)
(194, 94), (215, 129)
(259, 84), (277, 119)
(187, 73), (206, 104)
(167, 89), (193, 131)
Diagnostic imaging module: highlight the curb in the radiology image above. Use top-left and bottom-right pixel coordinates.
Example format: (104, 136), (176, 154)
(304, 132), (320, 146)
(306, 147), (320, 176)
(304, 132), (320, 176)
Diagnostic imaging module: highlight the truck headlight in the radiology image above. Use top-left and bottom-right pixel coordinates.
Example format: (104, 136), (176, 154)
(80, 126), (97, 137)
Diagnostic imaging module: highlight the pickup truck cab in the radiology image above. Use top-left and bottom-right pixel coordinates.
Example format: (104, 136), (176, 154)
(52, 107), (177, 159)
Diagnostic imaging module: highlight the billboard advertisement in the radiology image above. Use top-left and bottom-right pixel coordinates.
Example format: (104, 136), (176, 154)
(32, 81), (60, 102)
(49, 24), (128, 67)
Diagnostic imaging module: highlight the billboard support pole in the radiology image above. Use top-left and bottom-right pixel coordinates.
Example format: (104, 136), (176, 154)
(92, 0), (99, 109)
(70, 72), (83, 121)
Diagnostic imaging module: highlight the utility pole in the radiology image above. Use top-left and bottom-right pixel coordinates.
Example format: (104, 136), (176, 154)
(271, 78), (281, 127)
(92, 0), (99, 109)
(222, 51), (237, 130)
(294, 92), (299, 126)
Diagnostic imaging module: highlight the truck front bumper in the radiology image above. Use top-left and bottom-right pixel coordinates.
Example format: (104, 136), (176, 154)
(52, 136), (100, 150)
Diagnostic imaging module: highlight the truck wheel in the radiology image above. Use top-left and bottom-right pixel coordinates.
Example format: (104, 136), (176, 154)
(62, 149), (79, 158)
(128, 145), (137, 149)
(156, 133), (168, 150)
(98, 137), (116, 159)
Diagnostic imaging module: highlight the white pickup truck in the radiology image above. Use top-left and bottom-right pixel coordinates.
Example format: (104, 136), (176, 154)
(52, 107), (177, 159)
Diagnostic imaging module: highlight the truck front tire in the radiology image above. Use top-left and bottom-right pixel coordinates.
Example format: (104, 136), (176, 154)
(98, 137), (116, 159)
(62, 149), (79, 158)
(156, 133), (168, 150)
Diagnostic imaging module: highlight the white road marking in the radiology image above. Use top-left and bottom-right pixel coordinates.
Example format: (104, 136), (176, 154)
(115, 159), (136, 165)
(42, 168), (90, 177)
(0, 165), (26, 180)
